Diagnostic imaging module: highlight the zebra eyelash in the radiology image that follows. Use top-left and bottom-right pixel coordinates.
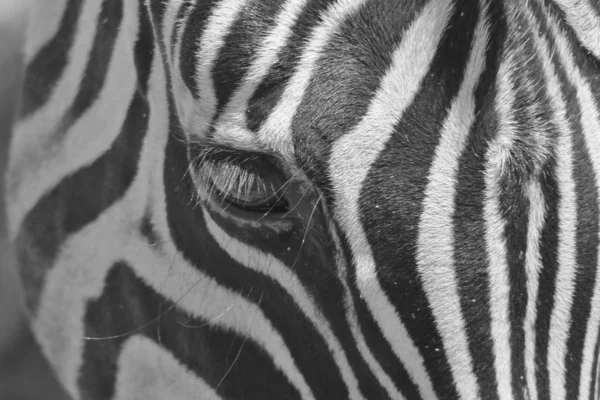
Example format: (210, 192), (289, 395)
(188, 144), (290, 213)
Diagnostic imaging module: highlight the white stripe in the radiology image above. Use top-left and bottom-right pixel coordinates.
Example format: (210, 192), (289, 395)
(329, 2), (453, 399)
(160, 0), (193, 128)
(258, 0), (368, 158)
(124, 239), (316, 400)
(166, 0), (198, 140)
(484, 55), (518, 400)
(551, 0), (600, 60)
(539, 53), (577, 400)
(35, 218), (314, 400)
(144, 55), (315, 399)
(10, 0), (103, 170)
(416, 2), (489, 398)
(144, 16), (316, 393)
(326, 219), (407, 400)
(32, 46), (314, 400)
(547, 85), (577, 400)
(162, 0), (187, 68)
(31, 30), (165, 399)
(212, 0), (310, 148)
(204, 209), (365, 400)
(581, 272), (600, 400)
(482, 165), (513, 400)
(160, 0), (185, 71)
(525, 8), (579, 399)
(114, 336), (221, 400)
(23, 0), (68, 63)
(544, 13), (600, 400)
(524, 179), (545, 400)
(6, 0), (137, 238)
(596, 359), (600, 400)
(184, 0), (249, 137)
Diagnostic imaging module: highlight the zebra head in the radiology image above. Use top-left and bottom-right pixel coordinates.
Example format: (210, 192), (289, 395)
(6, 0), (600, 399)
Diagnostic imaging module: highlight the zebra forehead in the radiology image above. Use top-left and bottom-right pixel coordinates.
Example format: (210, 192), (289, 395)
(185, 0), (555, 191)
(175, 0), (447, 165)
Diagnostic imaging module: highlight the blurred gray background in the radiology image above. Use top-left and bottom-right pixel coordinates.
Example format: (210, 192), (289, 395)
(0, 2), (69, 399)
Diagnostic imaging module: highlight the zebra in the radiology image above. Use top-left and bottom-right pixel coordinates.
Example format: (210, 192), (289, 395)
(5, 0), (600, 398)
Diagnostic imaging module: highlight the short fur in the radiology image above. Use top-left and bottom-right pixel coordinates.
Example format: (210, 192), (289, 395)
(6, 0), (600, 399)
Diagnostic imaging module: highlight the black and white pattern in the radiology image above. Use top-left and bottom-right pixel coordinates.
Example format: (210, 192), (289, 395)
(6, 0), (600, 399)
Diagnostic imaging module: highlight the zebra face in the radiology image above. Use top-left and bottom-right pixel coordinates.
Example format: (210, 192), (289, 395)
(162, 0), (506, 398)
(9, 0), (600, 399)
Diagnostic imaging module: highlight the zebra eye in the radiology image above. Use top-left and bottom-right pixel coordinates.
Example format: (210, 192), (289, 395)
(191, 145), (290, 214)
(205, 161), (289, 213)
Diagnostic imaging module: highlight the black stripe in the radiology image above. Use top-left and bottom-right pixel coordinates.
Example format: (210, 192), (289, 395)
(527, 2), (600, 397)
(545, 0), (600, 55)
(164, 128), (352, 399)
(590, 0), (600, 17)
(565, 125), (599, 397)
(521, 4), (563, 400)
(497, 25), (559, 398)
(16, 0), (154, 313)
(170, 1), (194, 61)
(245, 0), (337, 133)
(139, 211), (161, 247)
(552, 0), (600, 70)
(148, 0), (170, 37)
(557, 38), (600, 400)
(179, 0), (221, 97)
(359, 3), (482, 398)
(450, 3), (508, 399)
(80, 261), (303, 400)
(533, 156), (561, 400)
(498, 77), (529, 400)
(292, 0), (426, 191)
(583, 43), (600, 107)
(202, 190), (399, 399)
(338, 231), (422, 399)
(590, 330), (600, 400)
(210, 0), (284, 121)
(59, 0), (124, 136)
(497, 165), (530, 400)
(20, 0), (82, 118)
(451, 114), (499, 398)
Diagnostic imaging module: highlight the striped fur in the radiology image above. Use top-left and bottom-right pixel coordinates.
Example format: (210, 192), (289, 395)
(5, 0), (600, 399)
